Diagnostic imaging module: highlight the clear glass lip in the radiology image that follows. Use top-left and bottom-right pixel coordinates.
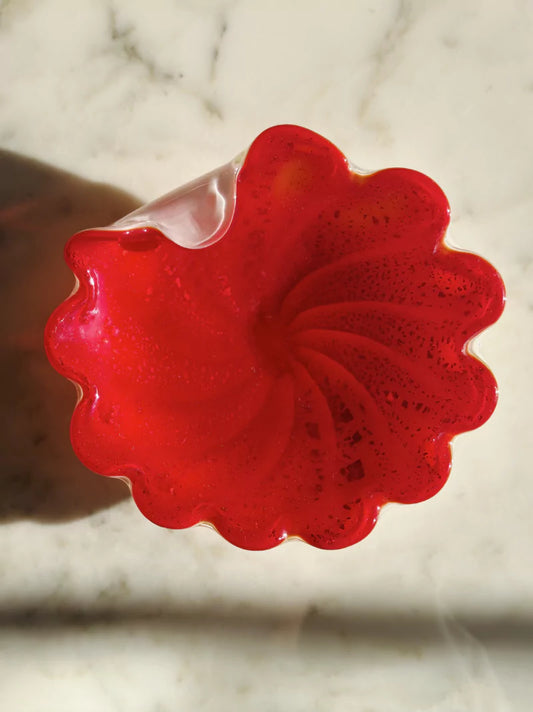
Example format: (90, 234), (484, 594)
(112, 152), (246, 250)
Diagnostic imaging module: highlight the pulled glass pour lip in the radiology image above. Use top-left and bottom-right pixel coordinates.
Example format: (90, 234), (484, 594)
(111, 151), (372, 251)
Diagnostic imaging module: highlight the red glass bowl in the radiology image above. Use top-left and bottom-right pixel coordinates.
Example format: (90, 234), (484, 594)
(45, 125), (505, 550)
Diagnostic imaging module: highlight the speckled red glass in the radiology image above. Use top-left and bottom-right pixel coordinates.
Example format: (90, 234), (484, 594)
(45, 125), (505, 549)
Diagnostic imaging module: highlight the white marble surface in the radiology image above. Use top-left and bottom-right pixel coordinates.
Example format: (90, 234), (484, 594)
(1, 1), (532, 710)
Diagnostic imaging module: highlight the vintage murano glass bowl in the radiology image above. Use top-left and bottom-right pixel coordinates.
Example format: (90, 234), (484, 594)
(45, 125), (505, 550)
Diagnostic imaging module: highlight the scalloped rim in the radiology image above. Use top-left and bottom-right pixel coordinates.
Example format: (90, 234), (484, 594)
(44, 127), (506, 550)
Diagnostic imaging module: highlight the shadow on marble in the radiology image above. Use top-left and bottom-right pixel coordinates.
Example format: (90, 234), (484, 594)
(2, 608), (530, 712)
(1, 602), (532, 648)
(0, 150), (140, 523)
